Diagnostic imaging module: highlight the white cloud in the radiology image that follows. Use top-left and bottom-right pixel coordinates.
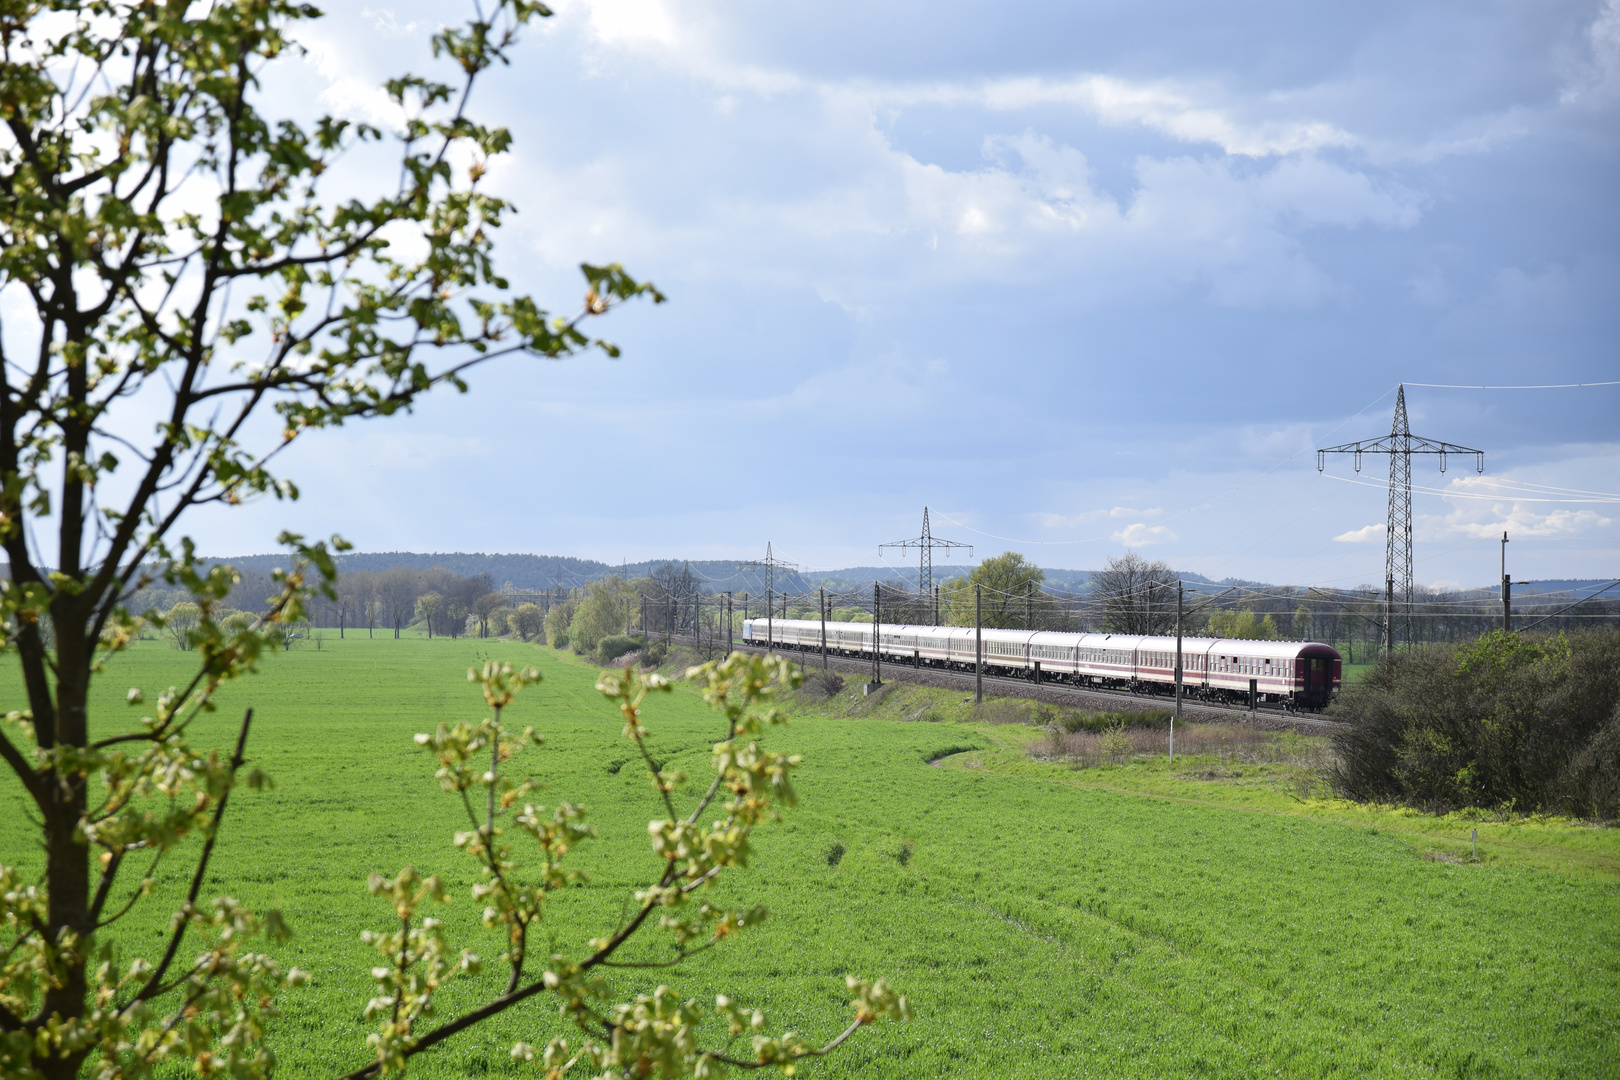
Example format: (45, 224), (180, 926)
(1560, 0), (1620, 106)
(871, 74), (1359, 158)
(578, 0), (679, 49)
(1113, 523), (1178, 546)
(1441, 505), (1612, 540)
(1334, 523), (1386, 543)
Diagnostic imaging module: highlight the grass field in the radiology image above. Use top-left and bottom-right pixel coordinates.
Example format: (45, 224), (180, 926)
(1340, 661), (1375, 683)
(2, 635), (1618, 1079)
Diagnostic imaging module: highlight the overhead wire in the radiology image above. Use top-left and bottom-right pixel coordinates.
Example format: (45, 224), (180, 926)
(1402, 381), (1620, 389)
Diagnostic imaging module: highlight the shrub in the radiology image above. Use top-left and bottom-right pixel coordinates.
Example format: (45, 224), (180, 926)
(800, 670), (845, 699)
(550, 631), (569, 649)
(1329, 628), (1620, 817)
(1098, 723), (1134, 762)
(1054, 709), (1173, 733)
(597, 634), (646, 664)
(645, 641), (668, 666)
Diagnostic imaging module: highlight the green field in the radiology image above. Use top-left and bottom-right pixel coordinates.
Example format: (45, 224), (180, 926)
(3, 635), (1617, 1078)
(1341, 661), (1375, 683)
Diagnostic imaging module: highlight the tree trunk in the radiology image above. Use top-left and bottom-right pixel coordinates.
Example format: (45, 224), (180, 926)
(40, 616), (93, 1079)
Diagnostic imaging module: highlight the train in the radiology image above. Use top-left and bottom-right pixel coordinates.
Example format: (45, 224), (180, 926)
(740, 618), (1342, 710)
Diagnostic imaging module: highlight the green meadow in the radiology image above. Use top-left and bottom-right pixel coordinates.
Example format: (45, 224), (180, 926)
(2, 635), (1617, 1079)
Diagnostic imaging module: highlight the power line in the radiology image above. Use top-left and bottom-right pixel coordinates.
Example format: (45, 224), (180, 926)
(1403, 381), (1620, 389)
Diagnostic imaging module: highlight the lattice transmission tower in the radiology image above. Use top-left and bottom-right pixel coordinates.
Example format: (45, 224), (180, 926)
(880, 506), (972, 596)
(1317, 384), (1484, 650)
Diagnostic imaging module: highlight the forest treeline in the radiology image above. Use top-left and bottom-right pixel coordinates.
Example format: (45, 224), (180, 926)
(136, 565), (542, 643)
(135, 561), (707, 657)
(129, 551), (1617, 663)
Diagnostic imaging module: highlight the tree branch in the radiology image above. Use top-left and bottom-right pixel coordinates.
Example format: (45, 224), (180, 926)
(132, 708), (254, 1003)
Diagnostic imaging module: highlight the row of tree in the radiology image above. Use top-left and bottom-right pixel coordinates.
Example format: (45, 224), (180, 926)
(135, 553), (1615, 658)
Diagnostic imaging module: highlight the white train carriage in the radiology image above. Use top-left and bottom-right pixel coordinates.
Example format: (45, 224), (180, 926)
(741, 618), (1341, 709)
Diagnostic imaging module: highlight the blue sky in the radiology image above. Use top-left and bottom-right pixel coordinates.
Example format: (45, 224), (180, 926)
(201, 0), (1618, 587)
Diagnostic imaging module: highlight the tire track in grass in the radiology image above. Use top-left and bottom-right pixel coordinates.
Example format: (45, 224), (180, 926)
(966, 893), (1401, 1078)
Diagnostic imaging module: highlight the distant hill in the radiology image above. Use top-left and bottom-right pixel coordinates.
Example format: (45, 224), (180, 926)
(199, 552), (818, 594)
(193, 552), (1225, 597)
(26, 549), (1605, 598)
(1507, 579), (1619, 598)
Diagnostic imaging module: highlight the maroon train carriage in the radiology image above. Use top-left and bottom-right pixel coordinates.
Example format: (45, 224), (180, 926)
(741, 619), (1342, 710)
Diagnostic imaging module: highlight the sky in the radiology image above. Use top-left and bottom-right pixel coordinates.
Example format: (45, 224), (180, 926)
(195, 0), (1618, 587)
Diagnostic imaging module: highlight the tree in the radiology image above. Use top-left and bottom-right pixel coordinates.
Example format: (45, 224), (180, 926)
(379, 568), (420, 639)
(473, 591), (507, 638)
(0, 3), (910, 1077)
(0, 3), (651, 1072)
(649, 562), (698, 635)
(1090, 552), (1177, 634)
(544, 595), (578, 648)
(416, 592), (445, 639)
(1207, 610), (1279, 640)
(940, 551), (1046, 629)
(569, 575), (635, 656)
(163, 601), (201, 651)
(510, 602), (543, 641)
(446, 597), (470, 639)
(339, 570), (378, 640)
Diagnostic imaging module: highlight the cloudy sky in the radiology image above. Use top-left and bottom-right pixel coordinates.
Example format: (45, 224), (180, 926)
(206, 0), (1618, 588)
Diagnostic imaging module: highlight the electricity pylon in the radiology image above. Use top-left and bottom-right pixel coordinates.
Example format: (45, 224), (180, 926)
(1317, 384), (1484, 651)
(737, 542), (798, 651)
(880, 506), (972, 596)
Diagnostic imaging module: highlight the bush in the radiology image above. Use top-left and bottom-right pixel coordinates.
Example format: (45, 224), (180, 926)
(645, 641), (668, 667)
(550, 631), (569, 649)
(1098, 723), (1134, 762)
(800, 670), (845, 699)
(1328, 629), (1620, 817)
(1050, 708), (1172, 733)
(597, 634), (646, 664)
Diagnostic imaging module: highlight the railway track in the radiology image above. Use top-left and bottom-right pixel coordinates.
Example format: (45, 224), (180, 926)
(665, 635), (1346, 734)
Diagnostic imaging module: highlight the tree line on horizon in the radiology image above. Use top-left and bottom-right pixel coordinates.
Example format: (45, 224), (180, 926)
(124, 550), (1618, 662)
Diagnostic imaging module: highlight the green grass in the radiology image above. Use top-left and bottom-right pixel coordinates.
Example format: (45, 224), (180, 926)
(3, 636), (1618, 1079)
(1341, 662), (1375, 683)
